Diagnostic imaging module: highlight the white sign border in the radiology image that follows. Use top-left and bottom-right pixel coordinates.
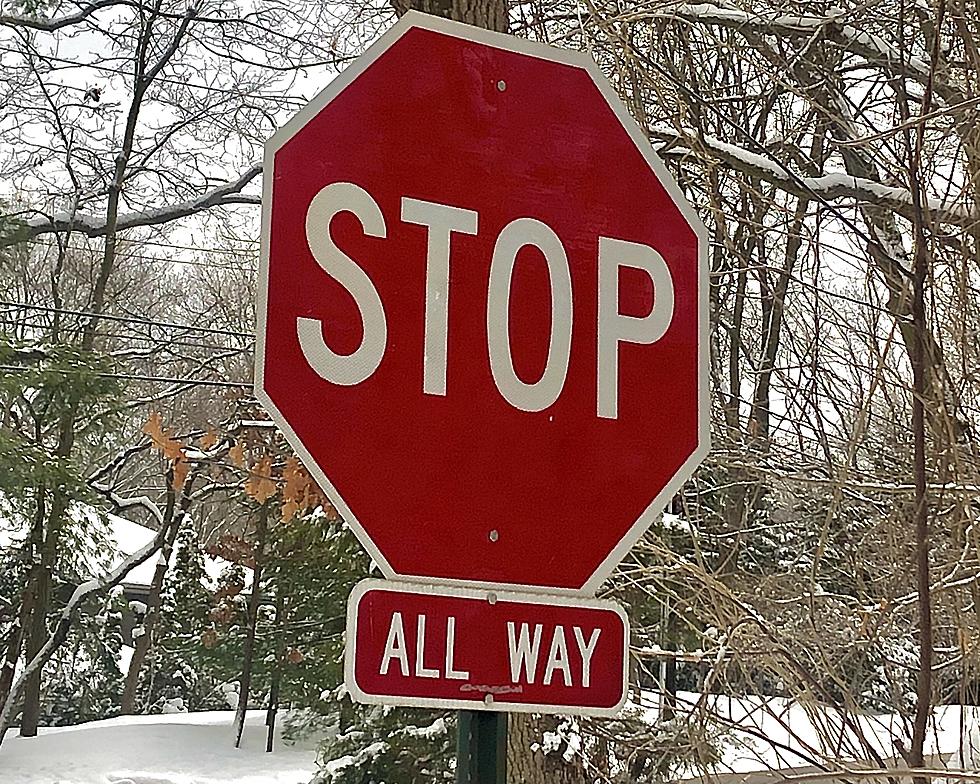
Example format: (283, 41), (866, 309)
(255, 11), (711, 597)
(344, 578), (630, 716)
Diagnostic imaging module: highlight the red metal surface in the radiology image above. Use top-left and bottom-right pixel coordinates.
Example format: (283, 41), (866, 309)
(346, 580), (628, 714)
(258, 16), (705, 592)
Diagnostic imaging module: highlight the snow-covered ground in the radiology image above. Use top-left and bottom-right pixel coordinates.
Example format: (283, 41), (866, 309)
(0, 710), (319, 784)
(637, 691), (979, 781)
(4, 694), (980, 783)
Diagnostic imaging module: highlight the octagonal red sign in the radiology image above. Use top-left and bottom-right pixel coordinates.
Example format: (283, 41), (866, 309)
(256, 12), (708, 594)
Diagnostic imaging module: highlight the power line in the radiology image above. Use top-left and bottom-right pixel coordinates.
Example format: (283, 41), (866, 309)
(0, 318), (250, 353)
(116, 237), (258, 252)
(27, 240), (256, 270)
(0, 301), (252, 339)
(0, 365), (252, 389)
(21, 234), (258, 256)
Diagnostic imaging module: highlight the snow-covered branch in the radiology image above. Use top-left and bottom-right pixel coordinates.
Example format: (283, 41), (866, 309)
(648, 4), (965, 105)
(650, 125), (976, 227)
(0, 0), (124, 31)
(90, 484), (166, 527)
(6, 162), (262, 246)
(1, 346), (49, 363)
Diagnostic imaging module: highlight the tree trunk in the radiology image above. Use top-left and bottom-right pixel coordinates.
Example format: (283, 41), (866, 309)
(234, 505), (269, 748)
(0, 485), (46, 714)
(389, 0), (507, 32)
(506, 713), (589, 784)
(265, 591), (285, 753)
(120, 484), (182, 714)
(18, 484), (71, 736)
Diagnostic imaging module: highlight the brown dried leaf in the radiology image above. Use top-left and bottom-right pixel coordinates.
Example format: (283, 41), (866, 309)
(281, 498), (301, 524)
(200, 429), (219, 450)
(143, 411), (184, 461)
(302, 482), (325, 511)
(142, 411), (166, 442)
(201, 628), (219, 649)
(244, 455), (277, 504)
(172, 457), (190, 491)
(280, 457), (327, 520)
(162, 439), (184, 463)
(281, 457), (307, 502)
(228, 442), (245, 467)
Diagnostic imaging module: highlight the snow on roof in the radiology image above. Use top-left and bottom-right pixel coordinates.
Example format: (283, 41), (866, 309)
(0, 497), (250, 589)
(97, 507), (252, 589)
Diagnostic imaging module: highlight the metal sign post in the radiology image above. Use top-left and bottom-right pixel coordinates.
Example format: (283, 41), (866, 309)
(457, 711), (507, 784)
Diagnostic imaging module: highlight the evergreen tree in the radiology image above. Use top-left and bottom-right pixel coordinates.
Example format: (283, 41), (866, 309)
(143, 520), (221, 712)
(38, 586), (127, 726)
(314, 706), (455, 784)
(0, 337), (124, 731)
(269, 506), (369, 719)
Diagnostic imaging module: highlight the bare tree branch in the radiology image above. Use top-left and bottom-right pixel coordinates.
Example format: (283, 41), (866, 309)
(7, 162), (262, 245)
(651, 125), (978, 228)
(0, 0), (125, 32)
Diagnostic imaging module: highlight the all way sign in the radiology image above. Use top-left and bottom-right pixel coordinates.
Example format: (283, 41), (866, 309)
(346, 581), (629, 715)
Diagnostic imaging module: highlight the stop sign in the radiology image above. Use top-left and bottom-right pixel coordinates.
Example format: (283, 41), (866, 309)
(256, 12), (708, 594)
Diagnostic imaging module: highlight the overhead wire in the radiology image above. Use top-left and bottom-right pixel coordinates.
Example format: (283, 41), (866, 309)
(28, 237), (255, 272)
(0, 300), (253, 339)
(0, 318), (250, 353)
(0, 364), (252, 389)
(27, 240), (256, 271)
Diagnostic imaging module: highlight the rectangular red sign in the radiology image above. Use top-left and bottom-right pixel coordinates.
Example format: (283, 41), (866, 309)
(345, 579), (629, 715)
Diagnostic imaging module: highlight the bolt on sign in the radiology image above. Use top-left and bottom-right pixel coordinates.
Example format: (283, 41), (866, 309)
(255, 12), (708, 715)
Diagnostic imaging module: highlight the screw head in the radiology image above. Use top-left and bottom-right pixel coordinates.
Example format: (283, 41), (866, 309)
(496, 79), (506, 92)
(489, 529), (499, 542)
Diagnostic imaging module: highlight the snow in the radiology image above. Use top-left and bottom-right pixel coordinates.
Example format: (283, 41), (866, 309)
(0, 710), (319, 784)
(3, 692), (978, 783)
(663, 5), (934, 84)
(636, 690), (976, 778)
(101, 509), (248, 589)
(23, 162), (262, 241)
(662, 511), (694, 534)
(320, 741), (386, 779)
(647, 124), (973, 225)
(0, 500), (248, 589)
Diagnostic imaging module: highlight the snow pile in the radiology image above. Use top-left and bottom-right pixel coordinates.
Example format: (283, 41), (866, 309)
(0, 710), (319, 784)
